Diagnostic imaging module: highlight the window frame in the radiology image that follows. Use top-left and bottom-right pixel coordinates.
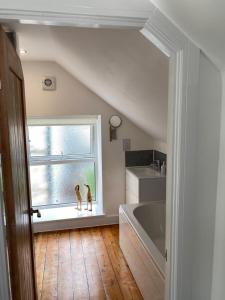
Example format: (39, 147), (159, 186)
(28, 116), (100, 209)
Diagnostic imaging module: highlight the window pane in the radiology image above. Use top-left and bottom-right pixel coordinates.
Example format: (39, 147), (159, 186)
(29, 125), (92, 156)
(30, 161), (96, 206)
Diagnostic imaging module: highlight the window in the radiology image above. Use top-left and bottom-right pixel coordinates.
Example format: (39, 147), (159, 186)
(28, 117), (101, 208)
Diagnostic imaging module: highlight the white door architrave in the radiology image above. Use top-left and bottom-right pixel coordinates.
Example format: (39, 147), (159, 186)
(141, 11), (199, 300)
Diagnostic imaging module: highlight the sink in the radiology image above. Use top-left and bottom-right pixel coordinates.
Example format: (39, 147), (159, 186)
(126, 166), (166, 204)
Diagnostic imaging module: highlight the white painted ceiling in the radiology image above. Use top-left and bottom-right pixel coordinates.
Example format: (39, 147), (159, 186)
(15, 24), (169, 142)
(151, 0), (225, 69)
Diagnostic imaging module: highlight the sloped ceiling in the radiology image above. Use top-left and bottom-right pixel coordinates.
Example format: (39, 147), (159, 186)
(1, 0), (225, 67)
(151, 0), (225, 69)
(15, 24), (169, 142)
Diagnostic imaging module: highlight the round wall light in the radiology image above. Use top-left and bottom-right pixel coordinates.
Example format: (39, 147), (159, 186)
(109, 115), (122, 142)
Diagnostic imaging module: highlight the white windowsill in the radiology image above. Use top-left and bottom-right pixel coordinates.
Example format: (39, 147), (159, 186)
(32, 203), (104, 223)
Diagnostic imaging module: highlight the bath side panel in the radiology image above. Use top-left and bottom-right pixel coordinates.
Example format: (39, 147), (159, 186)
(119, 208), (165, 299)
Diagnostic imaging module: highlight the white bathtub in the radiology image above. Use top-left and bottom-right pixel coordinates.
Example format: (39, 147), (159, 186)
(119, 201), (165, 299)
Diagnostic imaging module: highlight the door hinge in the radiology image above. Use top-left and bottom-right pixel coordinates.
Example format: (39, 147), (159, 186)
(0, 80), (2, 90)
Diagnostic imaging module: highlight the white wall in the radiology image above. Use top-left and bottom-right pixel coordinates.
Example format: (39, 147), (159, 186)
(16, 25), (169, 142)
(150, 0), (225, 69)
(153, 139), (167, 154)
(211, 71), (225, 300)
(23, 61), (154, 215)
(191, 53), (222, 300)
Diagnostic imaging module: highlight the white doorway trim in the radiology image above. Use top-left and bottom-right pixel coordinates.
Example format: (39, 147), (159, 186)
(141, 10), (200, 300)
(0, 5), (200, 300)
(0, 9), (150, 29)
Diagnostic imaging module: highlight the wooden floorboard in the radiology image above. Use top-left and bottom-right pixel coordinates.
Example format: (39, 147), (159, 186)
(34, 225), (143, 300)
(41, 232), (59, 300)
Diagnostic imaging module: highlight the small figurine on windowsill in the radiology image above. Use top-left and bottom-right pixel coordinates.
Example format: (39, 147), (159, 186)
(75, 185), (82, 210)
(84, 184), (92, 211)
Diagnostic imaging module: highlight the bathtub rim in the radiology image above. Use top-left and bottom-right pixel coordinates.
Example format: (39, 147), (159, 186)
(119, 201), (165, 276)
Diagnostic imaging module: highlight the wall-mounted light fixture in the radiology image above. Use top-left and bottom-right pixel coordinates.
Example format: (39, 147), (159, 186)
(109, 115), (122, 142)
(19, 49), (28, 55)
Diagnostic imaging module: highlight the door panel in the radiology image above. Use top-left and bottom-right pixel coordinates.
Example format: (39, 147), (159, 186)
(0, 27), (37, 300)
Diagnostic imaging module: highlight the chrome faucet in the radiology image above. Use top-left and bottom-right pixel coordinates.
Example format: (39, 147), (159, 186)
(150, 160), (160, 170)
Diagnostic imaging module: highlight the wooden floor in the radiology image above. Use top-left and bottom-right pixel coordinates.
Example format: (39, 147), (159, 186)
(34, 225), (143, 300)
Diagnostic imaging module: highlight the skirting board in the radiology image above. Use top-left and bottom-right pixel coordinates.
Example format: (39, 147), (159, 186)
(32, 214), (119, 233)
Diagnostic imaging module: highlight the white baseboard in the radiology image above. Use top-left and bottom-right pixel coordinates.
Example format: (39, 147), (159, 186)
(32, 214), (119, 233)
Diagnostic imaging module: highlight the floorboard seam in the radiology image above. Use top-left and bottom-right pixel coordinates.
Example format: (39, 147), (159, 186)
(40, 233), (48, 300)
(100, 227), (125, 300)
(79, 229), (91, 300)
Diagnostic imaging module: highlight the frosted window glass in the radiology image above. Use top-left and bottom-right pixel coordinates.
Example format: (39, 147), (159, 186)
(30, 161), (96, 207)
(29, 125), (92, 156)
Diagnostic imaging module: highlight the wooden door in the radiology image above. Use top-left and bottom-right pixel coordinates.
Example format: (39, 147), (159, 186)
(0, 27), (37, 300)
